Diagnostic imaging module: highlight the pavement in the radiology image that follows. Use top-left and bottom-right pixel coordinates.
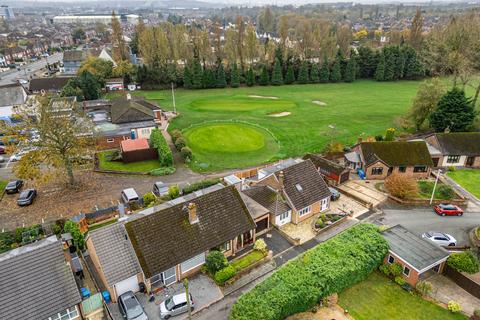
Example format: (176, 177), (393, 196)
(428, 274), (480, 316)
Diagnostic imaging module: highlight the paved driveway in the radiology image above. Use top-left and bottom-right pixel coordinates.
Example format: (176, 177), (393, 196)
(258, 228), (293, 255)
(372, 207), (480, 245)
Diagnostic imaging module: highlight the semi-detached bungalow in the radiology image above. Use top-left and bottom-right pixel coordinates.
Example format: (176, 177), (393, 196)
(424, 132), (480, 168)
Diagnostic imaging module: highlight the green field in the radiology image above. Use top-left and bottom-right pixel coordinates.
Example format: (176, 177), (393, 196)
(97, 151), (162, 173)
(338, 272), (467, 320)
(129, 79), (470, 172)
(447, 170), (480, 199)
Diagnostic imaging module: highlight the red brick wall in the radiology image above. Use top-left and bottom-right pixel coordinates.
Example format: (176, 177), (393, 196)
(384, 252), (419, 286)
(96, 135), (130, 150)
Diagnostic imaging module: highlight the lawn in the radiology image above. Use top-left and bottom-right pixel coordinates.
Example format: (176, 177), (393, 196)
(121, 79), (474, 172)
(447, 169), (480, 199)
(97, 151), (162, 173)
(338, 272), (468, 320)
(0, 180), (7, 193)
(417, 180), (455, 200)
(231, 250), (265, 271)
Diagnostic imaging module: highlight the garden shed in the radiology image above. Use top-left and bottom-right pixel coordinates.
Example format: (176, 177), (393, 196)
(120, 138), (157, 163)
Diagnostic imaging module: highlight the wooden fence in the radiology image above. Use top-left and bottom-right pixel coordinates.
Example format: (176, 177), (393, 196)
(444, 265), (480, 299)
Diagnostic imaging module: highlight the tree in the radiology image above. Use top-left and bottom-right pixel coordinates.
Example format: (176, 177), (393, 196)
(10, 97), (94, 187)
(319, 56), (330, 83)
(408, 78), (447, 130)
(230, 63), (240, 88)
(344, 57), (356, 83)
(258, 7), (274, 34)
(357, 46), (378, 78)
(72, 28), (86, 43)
(384, 173), (418, 199)
(259, 65), (269, 86)
(429, 88), (476, 132)
(330, 60), (341, 82)
(383, 47), (396, 81)
(384, 128), (395, 141)
(310, 63), (320, 83)
(216, 63), (227, 88)
(271, 58), (283, 85)
(112, 60), (135, 82)
(61, 71), (102, 101)
(297, 61), (309, 84)
(246, 66), (255, 87)
(183, 65), (192, 89)
(78, 56), (113, 81)
(111, 11), (128, 62)
(192, 55), (203, 89)
(375, 52), (385, 81)
(63, 221), (85, 250)
(245, 23), (258, 65)
(206, 250), (228, 274)
(409, 9), (424, 51)
(285, 64), (295, 85)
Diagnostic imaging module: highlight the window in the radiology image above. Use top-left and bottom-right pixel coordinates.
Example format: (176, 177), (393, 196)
(279, 211), (289, 221)
(218, 241), (231, 252)
(371, 167), (383, 175)
(106, 138), (114, 143)
(388, 255), (395, 264)
(47, 306), (79, 320)
(181, 252), (206, 273)
(403, 266), (410, 277)
(398, 166), (406, 173)
(298, 206), (312, 216)
(447, 155), (461, 163)
(141, 128), (150, 135)
(413, 166), (427, 173)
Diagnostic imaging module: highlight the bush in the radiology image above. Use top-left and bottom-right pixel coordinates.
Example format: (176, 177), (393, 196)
(448, 166), (456, 172)
(149, 167), (176, 176)
(379, 264), (390, 276)
(168, 185), (180, 199)
(389, 263), (403, 277)
(63, 221), (85, 250)
(253, 239), (268, 254)
(447, 251), (480, 274)
(206, 250), (229, 274)
(105, 150), (122, 161)
(437, 185), (455, 200)
(474, 309), (480, 317)
(180, 147), (192, 161)
(182, 178), (221, 195)
(385, 173), (418, 199)
(375, 135), (384, 141)
(416, 281), (433, 296)
(149, 128), (173, 167)
(394, 276), (406, 286)
(447, 300), (461, 313)
(143, 192), (156, 207)
(230, 224), (389, 320)
(174, 137), (186, 151)
(170, 129), (182, 143)
(214, 265), (236, 285)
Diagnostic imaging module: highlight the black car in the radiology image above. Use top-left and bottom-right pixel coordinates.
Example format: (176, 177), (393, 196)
(17, 189), (36, 206)
(5, 180), (23, 194)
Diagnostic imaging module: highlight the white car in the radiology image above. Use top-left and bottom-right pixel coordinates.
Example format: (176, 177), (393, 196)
(422, 231), (457, 247)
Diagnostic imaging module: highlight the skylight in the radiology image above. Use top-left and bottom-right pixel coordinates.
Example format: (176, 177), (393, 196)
(295, 184), (303, 192)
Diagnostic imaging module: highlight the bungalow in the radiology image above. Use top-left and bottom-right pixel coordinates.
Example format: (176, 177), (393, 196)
(303, 153), (350, 185)
(424, 132), (480, 168)
(349, 141), (433, 180)
(250, 159), (331, 225)
(86, 223), (144, 303)
(123, 184), (256, 290)
(28, 77), (73, 94)
(0, 83), (28, 122)
(382, 225), (450, 286)
(242, 185), (292, 227)
(0, 236), (82, 320)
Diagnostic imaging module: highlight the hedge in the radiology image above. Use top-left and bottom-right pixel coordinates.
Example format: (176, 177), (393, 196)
(182, 178), (221, 195)
(149, 128), (173, 167)
(229, 223), (388, 320)
(214, 265), (236, 285)
(447, 251), (480, 274)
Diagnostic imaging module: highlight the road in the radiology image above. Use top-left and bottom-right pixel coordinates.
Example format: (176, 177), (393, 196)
(0, 52), (63, 86)
(372, 207), (480, 245)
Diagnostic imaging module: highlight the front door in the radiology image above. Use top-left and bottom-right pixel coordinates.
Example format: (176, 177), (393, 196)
(432, 158), (439, 167)
(466, 156), (475, 167)
(321, 198), (328, 211)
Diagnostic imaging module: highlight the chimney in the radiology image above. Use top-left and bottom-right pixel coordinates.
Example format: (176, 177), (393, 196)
(278, 170), (284, 190)
(357, 137), (363, 144)
(126, 93), (132, 100)
(188, 202), (199, 224)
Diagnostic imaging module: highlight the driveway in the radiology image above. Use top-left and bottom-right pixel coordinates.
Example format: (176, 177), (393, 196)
(428, 274), (480, 316)
(337, 180), (387, 207)
(372, 207), (480, 245)
(257, 228), (293, 255)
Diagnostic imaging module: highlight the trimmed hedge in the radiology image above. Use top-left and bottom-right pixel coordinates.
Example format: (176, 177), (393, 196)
(182, 178), (221, 195)
(149, 167), (175, 176)
(447, 251), (480, 274)
(229, 224), (388, 320)
(149, 128), (173, 167)
(214, 265), (236, 285)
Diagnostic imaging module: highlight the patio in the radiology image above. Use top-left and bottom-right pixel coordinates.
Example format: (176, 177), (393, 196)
(279, 213), (319, 244)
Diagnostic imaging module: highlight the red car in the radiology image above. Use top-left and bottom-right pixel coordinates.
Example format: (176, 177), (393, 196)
(0, 145), (5, 154)
(434, 203), (464, 216)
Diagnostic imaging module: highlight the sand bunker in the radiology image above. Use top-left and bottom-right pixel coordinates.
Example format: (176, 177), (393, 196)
(268, 112), (291, 117)
(312, 100), (327, 106)
(248, 95), (279, 100)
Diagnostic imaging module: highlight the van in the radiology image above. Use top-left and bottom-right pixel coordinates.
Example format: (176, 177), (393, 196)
(121, 188), (139, 204)
(153, 181), (169, 197)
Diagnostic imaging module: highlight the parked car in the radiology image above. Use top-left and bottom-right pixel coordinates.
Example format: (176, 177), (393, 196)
(159, 292), (194, 319)
(121, 188), (140, 204)
(17, 188), (36, 206)
(328, 187), (340, 201)
(118, 291), (148, 320)
(153, 181), (169, 197)
(434, 203), (464, 216)
(0, 145), (5, 154)
(422, 231), (457, 247)
(5, 180), (23, 194)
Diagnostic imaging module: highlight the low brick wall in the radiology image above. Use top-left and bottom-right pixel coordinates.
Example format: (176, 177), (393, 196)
(274, 226), (301, 246)
(313, 215), (349, 235)
(388, 194), (467, 206)
(336, 187), (374, 209)
(444, 265), (480, 300)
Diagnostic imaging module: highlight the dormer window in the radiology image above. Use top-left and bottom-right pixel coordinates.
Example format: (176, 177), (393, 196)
(295, 184), (303, 192)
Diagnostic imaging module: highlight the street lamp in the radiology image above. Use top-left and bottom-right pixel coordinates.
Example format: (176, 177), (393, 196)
(429, 168), (443, 205)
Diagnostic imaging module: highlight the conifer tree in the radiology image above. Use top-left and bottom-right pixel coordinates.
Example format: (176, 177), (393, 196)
(230, 63), (240, 88)
(429, 88), (476, 132)
(216, 63), (227, 88)
(271, 58), (283, 85)
(310, 63), (320, 83)
(192, 55), (203, 89)
(330, 60), (341, 82)
(259, 65), (269, 86)
(183, 65), (192, 89)
(375, 52), (385, 81)
(319, 56), (330, 83)
(246, 66), (255, 87)
(285, 64), (295, 84)
(298, 61), (309, 84)
(344, 57), (356, 83)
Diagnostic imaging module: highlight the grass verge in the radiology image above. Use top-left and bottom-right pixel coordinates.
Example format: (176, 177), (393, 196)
(447, 170), (480, 199)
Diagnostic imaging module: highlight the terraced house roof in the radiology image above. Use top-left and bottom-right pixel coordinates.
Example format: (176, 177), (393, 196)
(125, 186), (256, 278)
(360, 141), (433, 167)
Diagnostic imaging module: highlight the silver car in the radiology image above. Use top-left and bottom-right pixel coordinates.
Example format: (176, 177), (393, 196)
(159, 293), (195, 319)
(422, 231), (457, 247)
(118, 291), (148, 320)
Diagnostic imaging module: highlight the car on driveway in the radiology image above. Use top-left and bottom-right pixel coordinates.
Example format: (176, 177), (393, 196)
(17, 188), (36, 206)
(422, 231), (457, 247)
(121, 188), (140, 204)
(434, 203), (464, 216)
(5, 180), (23, 194)
(118, 291), (148, 320)
(160, 292), (195, 319)
(153, 181), (169, 197)
(328, 187), (341, 201)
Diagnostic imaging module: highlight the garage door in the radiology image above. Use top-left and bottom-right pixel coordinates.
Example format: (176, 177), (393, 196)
(114, 275), (140, 297)
(255, 217), (269, 234)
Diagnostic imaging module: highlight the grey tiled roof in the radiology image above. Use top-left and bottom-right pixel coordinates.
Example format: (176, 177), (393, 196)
(125, 186), (256, 278)
(242, 185), (291, 216)
(0, 83), (27, 107)
(382, 225), (450, 272)
(434, 133), (480, 156)
(88, 223), (142, 286)
(0, 236), (81, 320)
